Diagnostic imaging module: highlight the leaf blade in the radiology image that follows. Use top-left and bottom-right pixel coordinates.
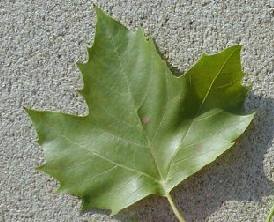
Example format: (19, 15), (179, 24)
(26, 7), (255, 215)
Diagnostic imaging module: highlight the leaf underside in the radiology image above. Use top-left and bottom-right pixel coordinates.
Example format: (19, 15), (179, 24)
(26, 7), (254, 215)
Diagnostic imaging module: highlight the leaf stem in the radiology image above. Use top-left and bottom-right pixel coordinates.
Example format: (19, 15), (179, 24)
(166, 193), (186, 222)
(266, 203), (274, 222)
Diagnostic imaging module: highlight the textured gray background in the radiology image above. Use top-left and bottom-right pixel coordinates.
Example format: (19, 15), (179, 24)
(1, 0), (274, 221)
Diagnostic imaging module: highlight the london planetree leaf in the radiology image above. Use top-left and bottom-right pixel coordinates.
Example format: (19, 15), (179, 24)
(26, 7), (255, 220)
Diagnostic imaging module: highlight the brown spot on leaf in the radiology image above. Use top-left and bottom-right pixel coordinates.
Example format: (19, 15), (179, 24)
(142, 116), (150, 125)
(196, 144), (203, 151)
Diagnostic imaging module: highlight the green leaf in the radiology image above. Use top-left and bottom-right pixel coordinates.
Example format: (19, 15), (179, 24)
(26, 7), (254, 218)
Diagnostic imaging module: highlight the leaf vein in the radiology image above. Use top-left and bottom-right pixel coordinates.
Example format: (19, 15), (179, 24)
(165, 47), (238, 179)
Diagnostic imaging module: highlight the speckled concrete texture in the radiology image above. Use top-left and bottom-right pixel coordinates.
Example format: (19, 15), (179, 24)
(0, 0), (273, 221)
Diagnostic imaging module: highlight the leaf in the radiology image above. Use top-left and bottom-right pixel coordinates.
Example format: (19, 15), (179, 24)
(26, 7), (254, 218)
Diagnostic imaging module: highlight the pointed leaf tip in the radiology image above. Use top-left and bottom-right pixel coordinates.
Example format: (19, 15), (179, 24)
(94, 6), (126, 32)
(36, 164), (46, 172)
(223, 44), (242, 56)
(95, 6), (113, 23)
(95, 6), (105, 16)
(23, 106), (33, 116)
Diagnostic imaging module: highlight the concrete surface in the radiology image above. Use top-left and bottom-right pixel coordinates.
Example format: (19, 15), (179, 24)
(0, 0), (273, 221)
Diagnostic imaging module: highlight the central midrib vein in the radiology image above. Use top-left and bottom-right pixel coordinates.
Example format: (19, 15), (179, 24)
(110, 32), (164, 183)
